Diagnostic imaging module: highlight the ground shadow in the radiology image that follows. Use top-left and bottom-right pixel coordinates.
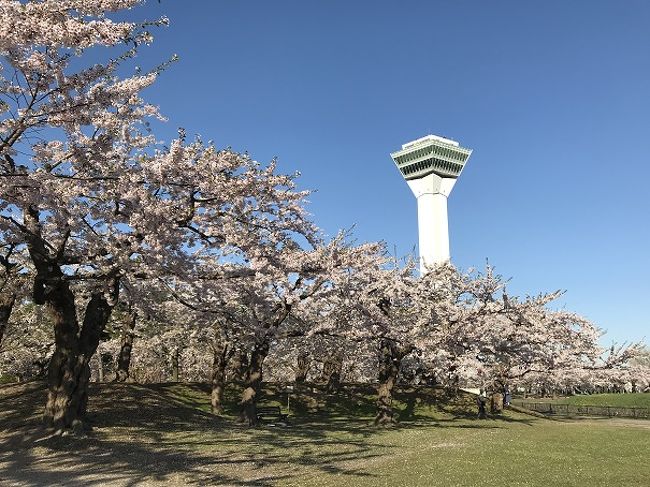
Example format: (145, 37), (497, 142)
(0, 381), (533, 486)
(0, 382), (385, 486)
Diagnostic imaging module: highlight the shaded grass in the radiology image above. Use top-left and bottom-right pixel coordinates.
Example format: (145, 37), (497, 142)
(0, 382), (648, 486)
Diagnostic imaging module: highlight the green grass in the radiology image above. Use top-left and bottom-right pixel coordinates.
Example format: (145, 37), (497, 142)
(1, 382), (649, 486)
(517, 393), (650, 408)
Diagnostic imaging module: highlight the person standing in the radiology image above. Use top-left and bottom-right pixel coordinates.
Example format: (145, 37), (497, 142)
(477, 394), (487, 419)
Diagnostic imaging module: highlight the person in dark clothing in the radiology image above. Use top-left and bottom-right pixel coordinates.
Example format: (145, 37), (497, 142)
(476, 394), (487, 419)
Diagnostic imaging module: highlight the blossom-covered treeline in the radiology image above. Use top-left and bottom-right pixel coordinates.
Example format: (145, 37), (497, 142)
(0, 0), (314, 431)
(0, 1), (646, 435)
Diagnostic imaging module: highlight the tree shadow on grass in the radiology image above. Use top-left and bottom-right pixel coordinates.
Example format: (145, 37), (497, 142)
(0, 382), (538, 486)
(0, 382), (385, 486)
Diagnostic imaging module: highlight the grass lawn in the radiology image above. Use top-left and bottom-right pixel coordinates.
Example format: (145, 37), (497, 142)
(1, 382), (649, 486)
(515, 393), (650, 409)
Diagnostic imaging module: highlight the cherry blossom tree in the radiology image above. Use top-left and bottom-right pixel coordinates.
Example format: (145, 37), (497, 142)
(112, 300), (138, 382)
(420, 265), (645, 407)
(307, 251), (426, 424)
(0, 299), (53, 381)
(160, 232), (386, 424)
(229, 237), (386, 425)
(0, 0), (172, 432)
(0, 236), (28, 346)
(0, 0), (315, 432)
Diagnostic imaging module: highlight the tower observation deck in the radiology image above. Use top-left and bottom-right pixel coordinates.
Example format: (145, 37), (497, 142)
(390, 135), (472, 274)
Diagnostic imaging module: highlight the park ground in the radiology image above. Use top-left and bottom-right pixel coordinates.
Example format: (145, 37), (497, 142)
(514, 392), (650, 408)
(1, 382), (649, 487)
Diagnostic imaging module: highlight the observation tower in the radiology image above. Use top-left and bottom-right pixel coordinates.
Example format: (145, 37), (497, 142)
(390, 135), (472, 274)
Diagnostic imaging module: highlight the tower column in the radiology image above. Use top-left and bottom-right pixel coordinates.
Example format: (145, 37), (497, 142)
(416, 192), (449, 273)
(406, 172), (456, 273)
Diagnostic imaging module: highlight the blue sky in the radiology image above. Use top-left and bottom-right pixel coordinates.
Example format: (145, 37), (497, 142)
(125, 0), (649, 345)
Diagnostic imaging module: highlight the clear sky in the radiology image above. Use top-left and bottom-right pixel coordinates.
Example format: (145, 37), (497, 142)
(124, 0), (649, 345)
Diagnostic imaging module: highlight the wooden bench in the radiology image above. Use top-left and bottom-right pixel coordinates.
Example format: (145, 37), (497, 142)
(256, 406), (289, 424)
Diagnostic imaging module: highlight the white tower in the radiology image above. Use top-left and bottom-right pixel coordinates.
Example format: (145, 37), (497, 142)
(390, 135), (472, 274)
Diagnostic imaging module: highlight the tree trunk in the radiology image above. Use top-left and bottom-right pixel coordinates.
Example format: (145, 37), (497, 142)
(24, 207), (118, 432)
(0, 292), (16, 348)
(97, 352), (104, 382)
(239, 341), (269, 426)
(43, 289), (117, 432)
(375, 339), (409, 425)
(211, 341), (232, 415)
(321, 353), (343, 393)
(295, 352), (310, 383)
(231, 350), (249, 383)
(115, 310), (137, 382)
(171, 347), (180, 382)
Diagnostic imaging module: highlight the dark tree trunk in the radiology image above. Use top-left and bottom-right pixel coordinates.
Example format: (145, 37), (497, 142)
(231, 349), (249, 383)
(171, 347), (180, 382)
(43, 289), (117, 432)
(375, 339), (410, 425)
(321, 353), (343, 393)
(239, 341), (269, 426)
(294, 352), (310, 383)
(211, 351), (226, 415)
(25, 205), (118, 433)
(115, 310), (137, 382)
(0, 292), (16, 347)
(237, 305), (290, 425)
(211, 340), (233, 415)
